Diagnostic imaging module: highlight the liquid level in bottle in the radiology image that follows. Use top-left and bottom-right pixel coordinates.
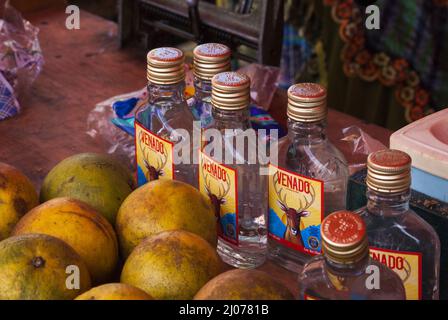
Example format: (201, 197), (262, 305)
(217, 164), (268, 269)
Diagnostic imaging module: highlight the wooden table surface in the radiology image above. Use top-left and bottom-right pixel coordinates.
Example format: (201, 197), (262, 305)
(0, 7), (392, 297)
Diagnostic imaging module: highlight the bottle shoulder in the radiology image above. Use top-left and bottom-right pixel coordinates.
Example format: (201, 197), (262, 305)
(140, 83), (194, 128)
(299, 256), (406, 300)
(356, 207), (441, 253)
(278, 137), (347, 160)
(358, 207), (440, 241)
(275, 137), (349, 182)
(136, 101), (196, 144)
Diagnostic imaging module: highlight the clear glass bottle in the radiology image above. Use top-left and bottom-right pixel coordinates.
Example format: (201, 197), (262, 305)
(192, 43), (231, 127)
(199, 72), (267, 268)
(268, 83), (349, 272)
(135, 47), (198, 188)
(299, 210), (406, 300)
(355, 149), (440, 300)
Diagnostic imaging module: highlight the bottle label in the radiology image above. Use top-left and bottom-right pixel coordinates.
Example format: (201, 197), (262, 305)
(370, 247), (422, 300)
(135, 122), (174, 186)
(268, 164), (324, 255)
(199, 151), (238, 245)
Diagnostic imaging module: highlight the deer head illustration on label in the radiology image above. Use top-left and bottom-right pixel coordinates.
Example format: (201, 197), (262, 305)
(138, 131), (168, 182)
(201, 162), (232, 237)
(272, 171), (316, 247)
(400, 259), (412, 284)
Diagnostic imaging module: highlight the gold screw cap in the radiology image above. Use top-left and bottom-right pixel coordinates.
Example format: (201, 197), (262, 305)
(147, 47), (185, 85)
(287, 83), (327, 122)
(367, 149), (412, 194)
(211, 72), (250, 111)
(193, 43), (231, 81)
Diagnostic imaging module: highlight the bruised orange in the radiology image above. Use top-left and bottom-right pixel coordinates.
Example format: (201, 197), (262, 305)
(116, 180), (216, 258)
(13, 197), (118, 284)
(39, 153), (134, 224)
(0, 234), (91, 300)
(0, 162), (38, 240)
(121, 230), (222, 300)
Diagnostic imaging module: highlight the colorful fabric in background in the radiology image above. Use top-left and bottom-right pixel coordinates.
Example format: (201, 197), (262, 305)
(278, 23), (314, 89)
(280, 0), (448, 129)
(324, 0), (448, 123)
(279, 0), (325, 89)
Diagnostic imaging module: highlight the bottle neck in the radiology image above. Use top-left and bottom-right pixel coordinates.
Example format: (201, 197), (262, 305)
(324, 254), (370, 277)
(147, 82), (186, 106)
(366, 188), (411, 217)
(194, 77), (212, 103)
(287, 118), (327, 145)
(211, 107), (251, 130)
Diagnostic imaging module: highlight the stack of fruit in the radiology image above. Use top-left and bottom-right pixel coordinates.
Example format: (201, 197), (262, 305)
(0, 153), (293, 300)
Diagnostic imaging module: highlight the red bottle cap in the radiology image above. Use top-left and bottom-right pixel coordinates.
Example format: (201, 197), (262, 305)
(321, 211), (369, 264)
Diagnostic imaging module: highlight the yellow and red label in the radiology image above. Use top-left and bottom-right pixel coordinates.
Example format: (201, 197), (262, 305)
(370, 247), (422, 300)
(199, 151), (238, 245)
(268, 164), (324, 255)
(135, 122), (174, 186)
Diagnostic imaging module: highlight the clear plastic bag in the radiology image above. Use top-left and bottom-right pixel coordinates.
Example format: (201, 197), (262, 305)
(238, 63), (280, 111)
(339, 125), (387, 175)
(86, 89), (146, 170)
(0, 2), (43, 120)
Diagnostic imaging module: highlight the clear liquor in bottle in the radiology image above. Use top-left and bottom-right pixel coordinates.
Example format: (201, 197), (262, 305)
(268, 83), (349, 272)
(135, 47), (198, 188)
(299, 210), (406, 300)
(200, 72), (267, 269)
(355, 149), (440, 300)
(192, 43), (231, 127)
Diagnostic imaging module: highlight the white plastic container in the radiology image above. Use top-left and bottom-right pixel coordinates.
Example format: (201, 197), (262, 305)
(390, 109), (448, 203)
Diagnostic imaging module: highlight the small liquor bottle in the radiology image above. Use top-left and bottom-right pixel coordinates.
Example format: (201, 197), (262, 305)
(199, 72), (267, 269)
(268, 83), (349, 271)
(299, 211), (406, 300)
(192, 43), (231, 127)
(135, 47), (198, 188)
(356, 149), (441, 300)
